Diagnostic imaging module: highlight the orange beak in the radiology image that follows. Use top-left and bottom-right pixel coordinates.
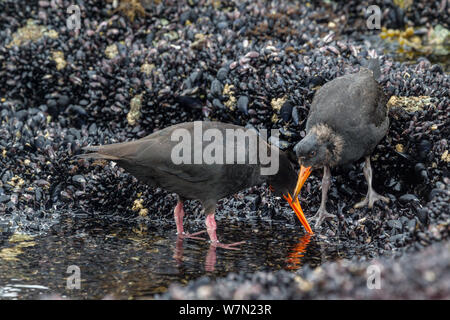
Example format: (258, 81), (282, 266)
(283, 193), (313, 234)
(294, 165), (312, 199)
(283, 165), (313, 234)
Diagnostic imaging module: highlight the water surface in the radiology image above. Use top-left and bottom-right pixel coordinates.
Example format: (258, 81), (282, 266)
(0, 215), (343, 299)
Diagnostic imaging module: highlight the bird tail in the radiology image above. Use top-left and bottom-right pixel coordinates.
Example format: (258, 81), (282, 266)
(76, 146), (121, 160)
(367, 58), (381, 80)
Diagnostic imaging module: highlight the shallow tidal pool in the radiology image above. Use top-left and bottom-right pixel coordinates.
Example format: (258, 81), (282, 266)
(0, 215), (344, 299)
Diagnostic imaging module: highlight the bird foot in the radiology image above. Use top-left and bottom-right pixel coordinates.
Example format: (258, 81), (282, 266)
(354, 189), (389, 209)
(312, 207), (335, 228)
(209, 240), (245, 250)
(177, 230), (207, 241)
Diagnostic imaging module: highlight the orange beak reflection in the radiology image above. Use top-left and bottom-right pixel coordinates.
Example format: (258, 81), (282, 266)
(286, 233), (312, 270)
(283, 165), (313, 234)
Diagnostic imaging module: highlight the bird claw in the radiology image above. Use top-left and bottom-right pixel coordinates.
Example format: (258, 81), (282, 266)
(209, 240), (245, 250)
(177, 230), (207, 241)
(312, 207), (335, 228)
(354, 190), (389, 209)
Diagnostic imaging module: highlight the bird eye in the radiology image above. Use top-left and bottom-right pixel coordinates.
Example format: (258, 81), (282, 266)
(309, 150), (316, 157)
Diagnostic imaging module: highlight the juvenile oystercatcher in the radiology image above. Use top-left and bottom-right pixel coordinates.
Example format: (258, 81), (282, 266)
(293, 60), (390, 228)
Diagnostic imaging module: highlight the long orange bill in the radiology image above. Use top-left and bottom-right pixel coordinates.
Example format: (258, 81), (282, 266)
(283, 193), (314, 234)
(293, 166), (312, 199)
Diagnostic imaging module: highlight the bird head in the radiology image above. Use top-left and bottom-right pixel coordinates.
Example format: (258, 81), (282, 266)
(293, 133), (328, 169)
(293, 123), (344, 169)
(291, 123), (344, 207)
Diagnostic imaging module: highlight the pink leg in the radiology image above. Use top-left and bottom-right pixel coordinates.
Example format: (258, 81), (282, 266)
(205, 213), (245, 250)
(205, 213), (218, 242)
(173, 201), (206, 240)
(174, 201), (185, 234)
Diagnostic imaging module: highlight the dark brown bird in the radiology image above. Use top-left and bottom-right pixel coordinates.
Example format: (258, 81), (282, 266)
(293, 59), (390, 228)
(79, 121), (312, 249)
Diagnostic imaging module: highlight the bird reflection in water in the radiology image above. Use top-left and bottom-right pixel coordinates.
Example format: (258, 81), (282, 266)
(285, 233), (312, 271)
(205, 245), (217, 272)
(173, 236), (185, 267)
(174, 233), (312, 272)
(173, 232), (207, 267)
(173, 234), (241, 272)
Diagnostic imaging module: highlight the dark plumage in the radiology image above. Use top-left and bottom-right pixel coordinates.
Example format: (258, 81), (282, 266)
(79, 121), (311, 248)
(293, 60), (390, 227)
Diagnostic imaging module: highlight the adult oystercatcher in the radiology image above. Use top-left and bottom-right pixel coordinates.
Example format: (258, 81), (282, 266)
(80, 121), (313, 249)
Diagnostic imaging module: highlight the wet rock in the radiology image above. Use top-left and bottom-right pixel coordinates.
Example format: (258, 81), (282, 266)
(179, 10), (197, 25)
(279, 100), (293, 122)
(430, 64), (443, 74)
(212, 98), (225, 110)
(307, 75), (325, 87)
(72, 175), (86, 188)
(47, 99), (58, 115)
(57, 95), (70, 108)
(35, 189), (42, 202)
(210, 80), (223, 97)
(414, 163), (428, 182)
(88, 123), (97, 136)
(244, 195), (261, 211)
(217, 68), (228, 81)
(237, 96), (249, 114)
(417, 140), (432, 160)
(387, 219), (402, 230)
(415, 208), (429, 225)
(68, 105), (87, 117)
(279, 127), (298, 139)
(407, 219), (417, 232)
(176, 96), (203, 110)
(399, 194), (420, 204)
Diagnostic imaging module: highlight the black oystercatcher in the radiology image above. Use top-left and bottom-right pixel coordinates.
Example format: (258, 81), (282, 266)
(293, 60), (390, 228)
(79, 121), (313, 249)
